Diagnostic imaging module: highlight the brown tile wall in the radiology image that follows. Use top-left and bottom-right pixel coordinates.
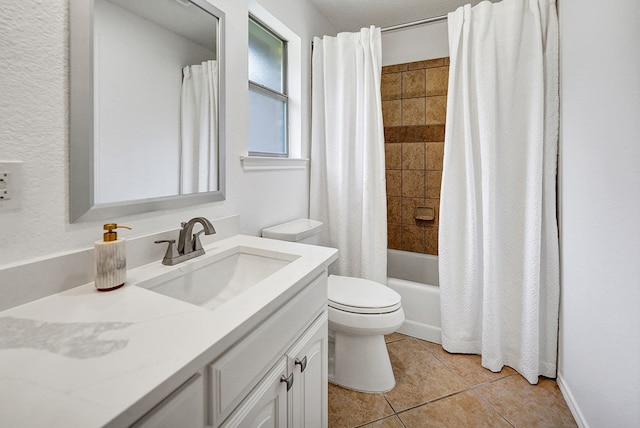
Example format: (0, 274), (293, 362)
(382, 57), (449, 255)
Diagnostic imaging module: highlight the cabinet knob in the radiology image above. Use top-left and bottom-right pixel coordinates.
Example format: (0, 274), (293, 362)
(280, 373), (294, 391)
(295, 356), (308, 373)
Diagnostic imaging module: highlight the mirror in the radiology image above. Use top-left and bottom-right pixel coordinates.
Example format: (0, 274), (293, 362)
(70, 0), (226, 223)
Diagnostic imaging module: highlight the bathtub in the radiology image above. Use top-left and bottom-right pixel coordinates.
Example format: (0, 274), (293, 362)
(387, 249), (441, 344)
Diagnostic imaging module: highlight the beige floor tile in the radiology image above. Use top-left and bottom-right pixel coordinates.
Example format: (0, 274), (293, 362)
(475, 375), (577, 428)
(330, 333), (576, 428)
(418, 340), (516, 387)
(359, 415), (405, 427)
(398, 391), (512, 428)
(328, 383), (394, 428)
(383, 339), (467, 412)
(384, 332), (407, 343)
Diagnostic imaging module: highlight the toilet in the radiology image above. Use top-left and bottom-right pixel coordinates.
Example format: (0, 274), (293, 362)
(262, 218), (405, 392)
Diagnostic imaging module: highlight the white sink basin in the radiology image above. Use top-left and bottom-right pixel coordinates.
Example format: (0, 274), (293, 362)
(140, 246), (299, 310)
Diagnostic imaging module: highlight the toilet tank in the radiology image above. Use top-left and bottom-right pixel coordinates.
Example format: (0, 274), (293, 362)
(262, 219), (323, 245)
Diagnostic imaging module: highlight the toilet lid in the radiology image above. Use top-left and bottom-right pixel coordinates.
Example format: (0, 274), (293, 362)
(328, 275), (402, 314)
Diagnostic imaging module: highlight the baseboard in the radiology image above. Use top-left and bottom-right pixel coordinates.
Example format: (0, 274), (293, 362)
(557, 373), (588, 428)
(398, 320), (442, 344)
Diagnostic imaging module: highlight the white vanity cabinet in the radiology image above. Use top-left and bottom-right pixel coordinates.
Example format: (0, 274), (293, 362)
(209, 273), (329, 428)
(221, 313), (328, 428)
(130, 273), (329, 428)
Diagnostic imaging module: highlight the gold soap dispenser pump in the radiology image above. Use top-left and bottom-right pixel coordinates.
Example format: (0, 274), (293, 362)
(94, 223), (132, 291)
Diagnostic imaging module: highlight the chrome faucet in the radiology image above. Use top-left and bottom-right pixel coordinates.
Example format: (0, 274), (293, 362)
(155, 217), (216, 265)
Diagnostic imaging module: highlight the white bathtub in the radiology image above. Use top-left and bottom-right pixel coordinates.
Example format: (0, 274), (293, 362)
(387, 249), (441, 344)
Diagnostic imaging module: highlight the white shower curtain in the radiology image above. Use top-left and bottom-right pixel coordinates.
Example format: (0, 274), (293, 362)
(310, 27), (388, 284)
(180, 60), (218, 193)
(439, 0), (559, 384)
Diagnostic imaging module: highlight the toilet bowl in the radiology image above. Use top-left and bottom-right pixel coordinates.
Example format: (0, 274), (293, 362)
(327, 275), (404, 392)
(262, 219), (405, 393)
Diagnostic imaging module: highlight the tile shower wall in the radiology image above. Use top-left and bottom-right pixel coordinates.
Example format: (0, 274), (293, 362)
(382, 58), (449, 255)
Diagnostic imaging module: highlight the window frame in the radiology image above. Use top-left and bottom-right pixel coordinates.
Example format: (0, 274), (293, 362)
(248, 16), (289, 157)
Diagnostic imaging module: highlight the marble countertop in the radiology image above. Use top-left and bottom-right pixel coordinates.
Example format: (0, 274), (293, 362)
(0, 235), (338, 427)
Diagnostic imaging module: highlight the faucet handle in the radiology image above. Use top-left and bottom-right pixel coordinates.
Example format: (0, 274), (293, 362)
(154, 239), (178, 266)
(193, 230), (205, 252)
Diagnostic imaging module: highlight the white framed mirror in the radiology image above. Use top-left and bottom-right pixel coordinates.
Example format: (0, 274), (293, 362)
(70, 0), (226, 223)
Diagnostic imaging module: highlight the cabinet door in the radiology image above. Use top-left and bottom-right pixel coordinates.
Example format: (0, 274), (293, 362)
(221, 358), (288, 428)
(287, 311), (328, 428)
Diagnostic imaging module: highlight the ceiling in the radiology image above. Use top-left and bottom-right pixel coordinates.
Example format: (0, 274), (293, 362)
(308, 0), (494, 32)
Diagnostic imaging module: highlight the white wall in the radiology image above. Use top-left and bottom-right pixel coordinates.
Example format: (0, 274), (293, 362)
(238, 0), (335, 235)
(558, 0), (640, 426)
(381, 21), (449, 66)
(0, 0), (334, 270)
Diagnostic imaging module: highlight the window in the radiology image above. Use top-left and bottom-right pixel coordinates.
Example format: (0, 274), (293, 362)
(248, 17), (288, 156)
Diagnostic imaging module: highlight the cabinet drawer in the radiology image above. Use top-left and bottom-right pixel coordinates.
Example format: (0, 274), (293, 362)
(132, 372), (204, 428)
(209, 273), (327, 426)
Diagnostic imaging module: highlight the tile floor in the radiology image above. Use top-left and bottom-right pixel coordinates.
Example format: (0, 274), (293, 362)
(328, 333), (577, 427)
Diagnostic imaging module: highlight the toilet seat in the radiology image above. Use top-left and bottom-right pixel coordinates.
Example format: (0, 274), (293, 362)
(328, 275), (401, 314)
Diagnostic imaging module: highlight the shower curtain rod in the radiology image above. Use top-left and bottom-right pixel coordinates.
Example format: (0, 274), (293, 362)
(381, 14), (448, 33)
(310, 14), (447, 48)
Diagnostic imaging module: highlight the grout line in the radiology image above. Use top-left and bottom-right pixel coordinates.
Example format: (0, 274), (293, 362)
(384, 336), (408, 345)
(458, 371), (518, 390)
(353, 413), (400, 428)
(469, 380), (517, 428)
(383, 393), (398, 413)
(396, 413), (408, 428)
(469, 372), (518, 391)
(392, 388), (466, 415)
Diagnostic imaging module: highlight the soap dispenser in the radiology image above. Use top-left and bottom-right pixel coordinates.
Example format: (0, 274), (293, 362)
(94, 223), (132, 291)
